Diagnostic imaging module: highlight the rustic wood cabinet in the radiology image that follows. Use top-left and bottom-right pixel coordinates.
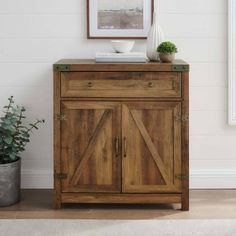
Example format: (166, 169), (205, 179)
(53, 59), (189, 210)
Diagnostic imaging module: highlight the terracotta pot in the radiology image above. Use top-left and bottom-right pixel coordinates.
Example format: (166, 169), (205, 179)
(159, 53), (175, 63)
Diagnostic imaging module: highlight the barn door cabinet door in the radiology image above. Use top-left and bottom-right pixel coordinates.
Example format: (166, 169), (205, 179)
(60, 101), (121, 193)
(122, 102), (182, 193)
(60, 101), (181, 194)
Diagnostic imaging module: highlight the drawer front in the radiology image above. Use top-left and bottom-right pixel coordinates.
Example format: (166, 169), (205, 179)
(61, 72), (181, 98)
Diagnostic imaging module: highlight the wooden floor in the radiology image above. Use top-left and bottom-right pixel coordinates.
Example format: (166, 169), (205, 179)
(0, 190), (236, 219)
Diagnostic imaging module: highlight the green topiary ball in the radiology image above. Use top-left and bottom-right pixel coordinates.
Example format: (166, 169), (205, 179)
(157, 41), (178, 54)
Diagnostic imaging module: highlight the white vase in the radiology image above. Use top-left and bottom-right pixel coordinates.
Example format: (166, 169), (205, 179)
(146, 13), (164, 61)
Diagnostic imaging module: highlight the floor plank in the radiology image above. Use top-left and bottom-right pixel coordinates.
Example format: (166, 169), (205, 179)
(0, 190), (236, 219)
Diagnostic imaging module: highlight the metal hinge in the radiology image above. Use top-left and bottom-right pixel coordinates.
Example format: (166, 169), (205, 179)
(54, 173), (68, 179)
(174, 115), (189, 122)
(175, 174), (189, 180)
(53, 64), (70, 72)
(172, 65), (189, 72)
(55, 114), (66, 121)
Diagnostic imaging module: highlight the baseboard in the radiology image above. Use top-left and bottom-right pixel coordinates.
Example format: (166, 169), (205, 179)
(21, 169), (236, 189)
(190, 170), (236, 189)
(21, 169), (53, 189)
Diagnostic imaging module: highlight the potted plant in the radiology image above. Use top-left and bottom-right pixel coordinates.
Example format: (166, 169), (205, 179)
(0, 96), (44, 206)
(157, 41), (178, 63)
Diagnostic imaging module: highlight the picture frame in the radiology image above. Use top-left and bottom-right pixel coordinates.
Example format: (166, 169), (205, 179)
(229, 0), (236, 125)
(87, 0), (154, 39)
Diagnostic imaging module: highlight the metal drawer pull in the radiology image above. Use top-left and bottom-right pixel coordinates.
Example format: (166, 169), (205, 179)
(115, 137), (119, 157)
(148, 82), (154, 88)
(124, 136), (127, 158)
(88, 81), (93, 87)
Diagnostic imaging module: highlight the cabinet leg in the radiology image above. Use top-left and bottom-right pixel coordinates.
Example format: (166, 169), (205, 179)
(53, 192), (62, 209)
(53, 201), (62, 209)
(181, 198), (189, 211)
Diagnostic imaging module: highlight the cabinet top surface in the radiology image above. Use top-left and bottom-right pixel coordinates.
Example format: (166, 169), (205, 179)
(53, 59), (189, 72)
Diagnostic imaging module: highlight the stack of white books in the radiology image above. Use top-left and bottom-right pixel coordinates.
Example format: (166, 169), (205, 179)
(95, 52), (147, 63)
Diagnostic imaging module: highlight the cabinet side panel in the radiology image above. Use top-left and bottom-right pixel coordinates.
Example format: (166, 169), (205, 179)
(53, 70), (61, 209)
(181, 72), (189, 211)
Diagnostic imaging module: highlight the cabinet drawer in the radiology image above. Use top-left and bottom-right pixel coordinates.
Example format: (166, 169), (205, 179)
(61, 72), (181, 98)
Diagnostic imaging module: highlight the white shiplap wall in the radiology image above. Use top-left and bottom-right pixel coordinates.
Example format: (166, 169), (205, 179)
(0, 0), (235, 188)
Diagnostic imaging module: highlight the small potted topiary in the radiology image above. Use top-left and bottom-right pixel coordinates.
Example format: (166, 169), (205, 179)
(0, 96), (44, 206)
(157, 41), (178, 63)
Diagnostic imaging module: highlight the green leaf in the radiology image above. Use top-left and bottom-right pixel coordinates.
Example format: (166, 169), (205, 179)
(4, 137), (13, 144)
(9, 153), (16, 160)
(157, 41), (178, 54)
(21, 132), (30, 138)
(29, 124), (38, 129)
(0, 96), (45, 163)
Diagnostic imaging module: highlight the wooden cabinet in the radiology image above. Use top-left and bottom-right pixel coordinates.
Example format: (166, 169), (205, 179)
(53, 59), (189, 210)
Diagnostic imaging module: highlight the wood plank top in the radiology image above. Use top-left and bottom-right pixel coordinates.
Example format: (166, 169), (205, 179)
(53, 59), (189, 72)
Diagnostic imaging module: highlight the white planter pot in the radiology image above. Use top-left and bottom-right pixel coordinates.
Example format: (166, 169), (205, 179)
(146, 13), (164, 61)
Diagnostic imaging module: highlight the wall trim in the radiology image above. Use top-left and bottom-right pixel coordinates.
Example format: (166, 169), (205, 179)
(21, 169), (53, 189)
(228, 0), (236, 125)
(21, 169), (236, 189)
(190, 170), (236, 189)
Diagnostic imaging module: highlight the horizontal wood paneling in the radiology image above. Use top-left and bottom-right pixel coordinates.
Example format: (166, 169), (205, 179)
(0, 39), (226, 63)
(0, 0), (227, 14)
(190, 111), (236, 135)
(21, 169), (53, 189)
(0, 0), (85, 14)
(0, 14), (227, 39)
(0, 62), (227, 88)
(157, 0), (227, 14)
(190, 160), (236, 170)
(190, 87), (227, 111)
(0, 14), (86, 39)
(0, 0), (233, 188)
(0, 87), (52, 110)
(190, 63), (227, 87)
(0, 63), (52, 87)
(190, 170), (236, 189)
(160, 14), (227, 39)
(175, 39), (226, 63)
(190, 136), (236, 160)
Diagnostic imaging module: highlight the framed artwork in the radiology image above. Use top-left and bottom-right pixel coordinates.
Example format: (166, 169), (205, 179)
(229, 0), (236, 125)
(87, 0), (154, 39)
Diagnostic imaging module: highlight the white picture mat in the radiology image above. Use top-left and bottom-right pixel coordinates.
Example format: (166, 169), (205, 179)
(89, 0), (152, 37)
(229, 0), (236, 125)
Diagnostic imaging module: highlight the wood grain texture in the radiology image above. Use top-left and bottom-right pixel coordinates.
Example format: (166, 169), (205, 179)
(60, 101), (121, 193)
(54, 59), (189, 72)
(61, 193), (181, 204)
(53, 70), (62, 209)
(61, 72), (181, 98)
(53, 60), (189, 210)
(122, 102), (181, 193)
(181, 72), (189, 211)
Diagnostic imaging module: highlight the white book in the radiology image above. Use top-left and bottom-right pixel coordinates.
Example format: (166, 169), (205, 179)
(96, 52), (146, 58)
(96, 58), (147, 63)
(95, 52), (147, 63)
